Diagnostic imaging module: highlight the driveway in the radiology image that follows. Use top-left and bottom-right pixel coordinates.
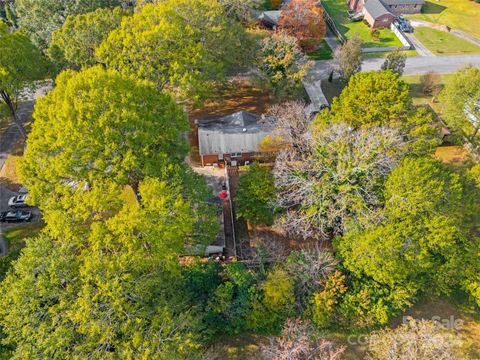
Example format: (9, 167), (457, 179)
(0, 82), (51, 255)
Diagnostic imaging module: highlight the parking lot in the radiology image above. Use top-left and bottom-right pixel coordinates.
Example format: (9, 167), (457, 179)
(0, 184), (41, 231)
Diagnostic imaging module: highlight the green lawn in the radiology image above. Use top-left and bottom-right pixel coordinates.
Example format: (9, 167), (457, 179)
(408, 0), (480, 39)
(307, 40), (333, 60)
(362, 49), (418, 59)
(321, 0), (403, 48)
(3, 223), (44, 257)
(414, 27), (480, 55)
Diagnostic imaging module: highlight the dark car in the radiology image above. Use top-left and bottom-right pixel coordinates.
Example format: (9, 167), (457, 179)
(0, 210), (32, 223)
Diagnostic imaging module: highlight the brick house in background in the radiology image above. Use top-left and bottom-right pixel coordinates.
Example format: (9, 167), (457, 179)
(195, 111), (273, 167)
(348, 0), (424, 28)
(363, 0), (395, 28)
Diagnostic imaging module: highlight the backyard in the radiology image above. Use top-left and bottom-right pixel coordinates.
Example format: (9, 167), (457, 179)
(414, 27), (480, 55)
(321, 0), (403, 48)
(408, 0), (480, 38)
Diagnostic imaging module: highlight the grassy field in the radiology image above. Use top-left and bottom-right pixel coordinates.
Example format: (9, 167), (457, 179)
(307, 40), (333, 60)
(402, 73), (455, 108)
(321, 0), (403, 48)
(362, 49), (418, 59)
(414, 27), (480, 55)
(3, 223), (44, 256)
(409, 0), (480, 39)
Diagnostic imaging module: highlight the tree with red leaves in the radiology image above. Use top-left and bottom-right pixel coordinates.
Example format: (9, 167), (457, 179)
(277, 0), (327, 50)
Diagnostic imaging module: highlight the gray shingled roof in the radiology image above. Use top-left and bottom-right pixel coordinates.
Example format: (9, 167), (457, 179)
(258, 10), (282, 25)
(382, 0), (425, 5)
(365, 0), (391, 19)
(197, 111), (272, 156)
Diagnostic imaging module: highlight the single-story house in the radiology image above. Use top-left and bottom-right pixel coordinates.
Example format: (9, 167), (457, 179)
(348, 0), (424, 27)
(195, 111), (273, 167)
(381, 0), (425, 15)
(363, 0), (395, 28)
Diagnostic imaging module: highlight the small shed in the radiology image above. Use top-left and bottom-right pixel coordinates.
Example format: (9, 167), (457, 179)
(258, 10), (282, 28)
(196, 111), (272, 166)
(363, 0), (395, 28)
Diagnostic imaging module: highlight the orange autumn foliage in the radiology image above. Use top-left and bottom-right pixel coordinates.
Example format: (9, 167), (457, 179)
(278, 0), (327, 50)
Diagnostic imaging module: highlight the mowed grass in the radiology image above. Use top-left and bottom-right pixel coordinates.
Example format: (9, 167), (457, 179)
(307, 40), (333, 60)
(362, 49), (418, 59)
(321, 0), (403, 48)
(414, 27), (480, 55)
(3, 222), (44, 257)
(409, 0), (480, 39)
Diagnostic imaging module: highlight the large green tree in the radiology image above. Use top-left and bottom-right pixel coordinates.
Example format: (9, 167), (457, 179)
(337, 157), (479, 297)
(235, 163), (277, 226)
(15, 0), (120, 48)
(0, 21), (49, 139)
(49, 7), (126, 69)
(320, 70), (411, 127)
(0, 178), (203, 359)
(260, 31), (311, 97)
(317, 70), (440, 155)
(19, 66), (188, 209)
(440, 66), (480, 142)
(97, 0), (250, 101)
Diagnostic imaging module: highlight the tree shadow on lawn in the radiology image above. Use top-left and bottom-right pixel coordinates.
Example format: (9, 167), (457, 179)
(421, 1), (447, 15)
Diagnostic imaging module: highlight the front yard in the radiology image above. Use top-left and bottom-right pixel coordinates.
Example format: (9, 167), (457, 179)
(408, 0), (480, 39)
(321, 0), (403, 48)
(414, 27), (480, 55)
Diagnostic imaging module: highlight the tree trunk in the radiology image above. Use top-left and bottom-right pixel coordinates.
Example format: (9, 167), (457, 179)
(0, 90), (27, 141)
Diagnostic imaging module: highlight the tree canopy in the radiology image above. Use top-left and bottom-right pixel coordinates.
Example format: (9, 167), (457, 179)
(259, 31), (311, 96)
(337, 157), (479, 297)
(236, 163), (277, 226)
(15, 0), (120, 48)
(0, 179), (202, 359)
(274, 123), (406, 239)
(49, 7), (126, 69)
(97, 0), (251, 101)
(0, 21), (49, 138)
(440, 66), (480, 141)
(19, 66), (188, 215)
(277, 0), (326, 50)
(321, 70), (411, 127)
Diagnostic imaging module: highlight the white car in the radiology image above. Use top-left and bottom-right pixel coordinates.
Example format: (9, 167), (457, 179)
(8, 194), (29, 208)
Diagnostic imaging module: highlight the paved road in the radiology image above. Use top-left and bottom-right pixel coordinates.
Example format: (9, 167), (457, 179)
(309, 54), (480, 81)
(364, 54), (480, 75)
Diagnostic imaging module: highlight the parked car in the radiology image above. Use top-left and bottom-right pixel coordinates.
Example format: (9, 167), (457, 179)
(8, 194), (29, 208)
(0, 210), (32, 223)
(394, 19), (413, 33)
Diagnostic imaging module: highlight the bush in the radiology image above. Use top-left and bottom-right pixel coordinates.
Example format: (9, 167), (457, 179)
(235, 163), (277, 226)
(420, 71), (441, 95)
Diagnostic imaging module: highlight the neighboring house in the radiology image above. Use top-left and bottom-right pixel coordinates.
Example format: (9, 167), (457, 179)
(363, 0), (395, 28)
(348, 0), (424, 28)
(257, 10), (282, 28)
(381, 0), (425, 15)
(195, 111), (272, 167)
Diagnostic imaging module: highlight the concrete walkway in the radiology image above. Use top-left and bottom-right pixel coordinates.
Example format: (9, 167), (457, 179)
(324, 28), (341, 53)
